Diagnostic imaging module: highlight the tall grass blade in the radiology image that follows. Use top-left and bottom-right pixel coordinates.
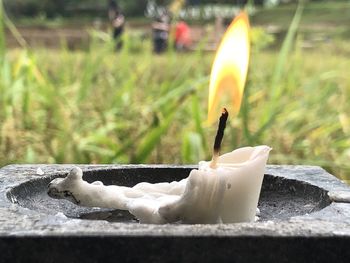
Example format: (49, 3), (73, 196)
(2, 3), (26, 49)
(258, 1), (304, 132)
(181, 131), (204, 163)
(240, 82), (253, 143)
(191, 95), (207, 149)
(132, 111), (176, 163)
(0, 0), (5, 59)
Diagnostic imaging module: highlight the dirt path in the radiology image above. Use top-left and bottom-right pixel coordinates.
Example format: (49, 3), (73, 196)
(6, 24), (221, 50)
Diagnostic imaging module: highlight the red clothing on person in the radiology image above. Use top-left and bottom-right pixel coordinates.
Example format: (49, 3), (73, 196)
(175, 21), (191, 49)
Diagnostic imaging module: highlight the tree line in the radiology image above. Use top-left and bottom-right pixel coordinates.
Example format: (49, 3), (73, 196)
(3, 0), (267, 18)
(4, 0), (323, 18)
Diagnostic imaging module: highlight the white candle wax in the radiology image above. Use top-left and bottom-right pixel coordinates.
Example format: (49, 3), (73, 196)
(159, 145), (271, 223)
(48, 145), (271, 224)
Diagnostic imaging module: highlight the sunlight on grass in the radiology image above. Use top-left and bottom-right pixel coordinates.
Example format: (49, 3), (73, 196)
(0, 0), (350, 182)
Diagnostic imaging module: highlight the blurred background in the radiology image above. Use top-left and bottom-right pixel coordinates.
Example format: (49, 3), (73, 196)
(0, 0), (349, 184)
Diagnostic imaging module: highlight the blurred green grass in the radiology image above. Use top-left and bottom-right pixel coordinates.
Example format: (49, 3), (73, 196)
(0, 1), (350, 184)
(252, 1), (350, 29)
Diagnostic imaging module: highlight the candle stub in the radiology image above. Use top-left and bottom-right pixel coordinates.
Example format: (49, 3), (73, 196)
(48, 146), (271, 224)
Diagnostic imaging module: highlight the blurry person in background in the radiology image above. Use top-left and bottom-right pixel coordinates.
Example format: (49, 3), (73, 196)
(152, 11), (170, 54)
(108, 0), (125, 50)
(174, 19), (191, 51)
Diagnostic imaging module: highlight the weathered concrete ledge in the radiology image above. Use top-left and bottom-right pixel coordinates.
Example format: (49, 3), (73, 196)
(0, 164), (350, 263)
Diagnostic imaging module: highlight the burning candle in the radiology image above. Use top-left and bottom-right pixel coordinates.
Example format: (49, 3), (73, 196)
(158, 109), (271, 223)
(48, 12), (271, 224)
(47, 109), (271, 224)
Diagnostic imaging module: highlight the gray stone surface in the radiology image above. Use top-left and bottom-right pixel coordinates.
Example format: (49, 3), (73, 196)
(0, 164), (350, 262)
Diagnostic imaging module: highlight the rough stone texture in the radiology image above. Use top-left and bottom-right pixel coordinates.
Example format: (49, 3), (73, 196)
(7, 165), (333, 223)
(0, 164), (350, 263)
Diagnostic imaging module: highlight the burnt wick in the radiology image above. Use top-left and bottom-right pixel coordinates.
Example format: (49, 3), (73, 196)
(210, 108), (229, 169)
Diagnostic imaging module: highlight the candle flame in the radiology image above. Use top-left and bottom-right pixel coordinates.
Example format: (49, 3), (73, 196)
(207, 12), (250, 124)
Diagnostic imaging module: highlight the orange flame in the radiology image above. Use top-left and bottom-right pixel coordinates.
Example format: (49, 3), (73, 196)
(208, 12), (250, 124)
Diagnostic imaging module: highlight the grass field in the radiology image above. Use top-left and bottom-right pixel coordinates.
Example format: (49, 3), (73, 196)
(1, 1), (350, 183)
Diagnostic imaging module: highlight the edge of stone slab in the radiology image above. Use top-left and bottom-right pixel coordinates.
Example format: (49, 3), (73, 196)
(0, 164), (350, 237)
